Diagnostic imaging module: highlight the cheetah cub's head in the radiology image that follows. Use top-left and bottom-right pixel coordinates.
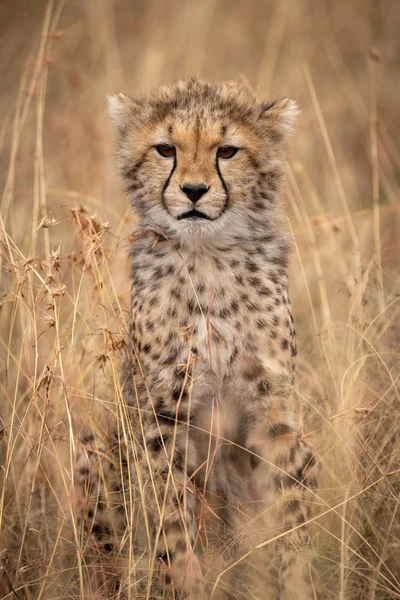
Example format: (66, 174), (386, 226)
(109, 78), (298, 239)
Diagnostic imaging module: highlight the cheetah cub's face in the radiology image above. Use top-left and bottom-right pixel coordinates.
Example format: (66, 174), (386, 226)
(109, 78), (298, 238)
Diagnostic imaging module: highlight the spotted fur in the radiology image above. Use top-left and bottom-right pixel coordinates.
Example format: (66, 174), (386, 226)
(75, 78), (317, 598)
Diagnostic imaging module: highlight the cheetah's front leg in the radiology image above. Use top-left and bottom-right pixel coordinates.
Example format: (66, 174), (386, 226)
(136, 398), (206, 599)
(244, 390), (318, 599)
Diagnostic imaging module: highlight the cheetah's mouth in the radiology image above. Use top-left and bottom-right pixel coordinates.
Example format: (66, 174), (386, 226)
(177, 209), (212, 221)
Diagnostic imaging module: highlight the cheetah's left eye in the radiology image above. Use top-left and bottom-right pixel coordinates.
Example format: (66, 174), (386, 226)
(217, 146), (239, 160)
(155, 144), (176, 158)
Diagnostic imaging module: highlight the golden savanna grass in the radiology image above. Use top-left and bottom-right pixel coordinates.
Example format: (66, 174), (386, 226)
(1, 1), (400, 598)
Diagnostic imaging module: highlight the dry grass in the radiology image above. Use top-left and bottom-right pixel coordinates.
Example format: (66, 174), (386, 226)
(1, 0), (400, 598)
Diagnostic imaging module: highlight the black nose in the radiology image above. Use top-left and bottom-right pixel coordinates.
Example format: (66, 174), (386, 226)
(181, 183), (208, 203)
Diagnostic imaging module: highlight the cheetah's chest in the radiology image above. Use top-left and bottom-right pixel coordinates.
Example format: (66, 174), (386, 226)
(131, 244), (293, 389)
(132, 251), (241, 377)
(169, 259), (241, 378)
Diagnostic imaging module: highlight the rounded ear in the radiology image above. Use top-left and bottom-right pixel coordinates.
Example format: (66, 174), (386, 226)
(107, 93), (142, 132)
(258, 98), (300, 138)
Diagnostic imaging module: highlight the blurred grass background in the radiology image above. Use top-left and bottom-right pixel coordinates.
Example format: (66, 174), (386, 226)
(0, 1), (400, 598)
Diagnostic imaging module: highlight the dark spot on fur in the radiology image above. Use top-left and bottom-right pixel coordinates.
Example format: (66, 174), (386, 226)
(218, 286), (226, 298)
(294, 467), (304, 485)
(213, 257), (224, 270)
(149, 296), (159, 307)
(166, 331), (176, 344)
(245, 259), (259, 272)
(268, 423), (292, 437)
(253, 199), (265, 211)
(257, 380), (270, 394)
(149, 435), (166, 452)
(249, 276), (261, 287)
(270, 254), (288, 268)
(297, 513), (306, 526)
(91, 524), (103, 540)
(174, 366), (186, 379)
(171, 288), (181, 299)
(246, 302), (259, 312)
(162, 347), (179, 366)
(250, 454), (261, 469)
(230, 299), (239, 312)
(158, 550), (172, 564)
(258, 286), (272, 296)
(243, 362), (264, 381)
(172, 387), (185, 401)
(229, 346), (238, 363)
(146, 320), (154, 331)
(156, 405), (177, 423)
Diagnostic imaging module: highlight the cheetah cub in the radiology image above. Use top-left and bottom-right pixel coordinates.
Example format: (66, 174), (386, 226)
(79, 78), (318, 599)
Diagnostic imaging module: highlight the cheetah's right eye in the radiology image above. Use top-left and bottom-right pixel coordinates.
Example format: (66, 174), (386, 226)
(217, 146), (239, 160)
(155, 144), (176, 158)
